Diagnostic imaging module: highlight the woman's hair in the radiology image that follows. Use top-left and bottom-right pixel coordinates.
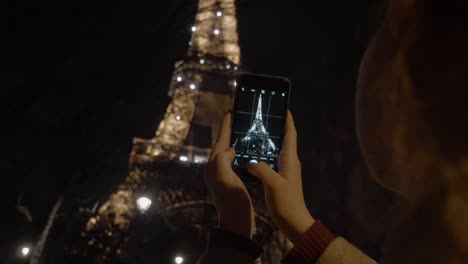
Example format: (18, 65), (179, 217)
(358, 0), (468, 189)
(357, 1), (468, 262)
(397, 0), (468, 261)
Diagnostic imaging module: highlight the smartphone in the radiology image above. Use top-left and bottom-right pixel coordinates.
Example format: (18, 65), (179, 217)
(230, 73), (291, 183)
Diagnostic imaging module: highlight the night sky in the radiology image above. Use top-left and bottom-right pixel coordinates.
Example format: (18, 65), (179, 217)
(4, 0), (402, 262)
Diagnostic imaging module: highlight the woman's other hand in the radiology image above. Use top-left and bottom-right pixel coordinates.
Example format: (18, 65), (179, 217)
(248, 111), (315, 242)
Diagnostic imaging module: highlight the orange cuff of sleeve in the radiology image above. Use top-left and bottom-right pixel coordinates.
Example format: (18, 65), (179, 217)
(282, 221), (335, 264)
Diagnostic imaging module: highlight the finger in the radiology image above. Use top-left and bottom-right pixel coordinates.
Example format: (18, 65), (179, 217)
(210, 112), (232, 161)
(212, 148), (236, 182)
(248, 162), (284, 189)
(281, 111), (297, 155)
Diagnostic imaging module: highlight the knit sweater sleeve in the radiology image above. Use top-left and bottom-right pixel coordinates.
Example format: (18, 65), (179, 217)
(282, 221), (377, 264)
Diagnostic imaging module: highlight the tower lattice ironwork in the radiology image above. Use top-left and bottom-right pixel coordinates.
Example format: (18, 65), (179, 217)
(77, 0), (290, 263)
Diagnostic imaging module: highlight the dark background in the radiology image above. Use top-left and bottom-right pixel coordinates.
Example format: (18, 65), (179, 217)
(3, 0), (402, 262)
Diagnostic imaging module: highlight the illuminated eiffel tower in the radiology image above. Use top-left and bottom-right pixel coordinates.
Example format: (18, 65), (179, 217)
(238, 94), (278, 157)
(36, 1), (290, 263)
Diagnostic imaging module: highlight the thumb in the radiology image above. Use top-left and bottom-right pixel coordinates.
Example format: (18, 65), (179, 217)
(248, 162), (283, 189)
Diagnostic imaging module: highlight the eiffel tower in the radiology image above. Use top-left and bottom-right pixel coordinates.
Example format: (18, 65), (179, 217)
(236, 94), (278, 158)
(36, 1), (290, 263)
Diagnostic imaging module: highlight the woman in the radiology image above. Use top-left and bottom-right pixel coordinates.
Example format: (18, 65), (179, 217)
(199, 0), (468, 263)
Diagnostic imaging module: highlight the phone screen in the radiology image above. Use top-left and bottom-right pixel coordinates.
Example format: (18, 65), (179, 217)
(230, 73), (290, 179)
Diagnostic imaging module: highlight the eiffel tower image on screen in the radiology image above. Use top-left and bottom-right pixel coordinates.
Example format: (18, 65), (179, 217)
(235, 94), (278, 158)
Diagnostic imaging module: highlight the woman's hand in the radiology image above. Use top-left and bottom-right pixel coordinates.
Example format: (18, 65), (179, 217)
(204, 112), (255, 239)
(248, 111), (315, 242)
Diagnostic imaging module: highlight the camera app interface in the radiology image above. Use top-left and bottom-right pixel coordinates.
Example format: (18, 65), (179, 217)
(232, 86), (288, 170)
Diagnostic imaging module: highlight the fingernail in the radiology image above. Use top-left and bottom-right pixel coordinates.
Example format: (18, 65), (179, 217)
(247, 161), (257, 169)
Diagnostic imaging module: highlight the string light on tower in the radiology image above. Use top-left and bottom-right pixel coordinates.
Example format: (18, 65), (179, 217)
(193, 155), (207, 164)
(176, 76), (182, 82)
(191, 26), (197, 32)
(189, 83), (196, 90)
(136, 196), (152, 213)
(216, 11), (223, 17)
(213, 29), (220, 35)
(199, 58), (205, 64)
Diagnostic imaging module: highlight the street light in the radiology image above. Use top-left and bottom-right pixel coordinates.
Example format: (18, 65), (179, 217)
(174, 256), (184, 264)
(18, 244), (31, 258)
(21, 246), (30, 256)
(136, 196), (152, 213)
